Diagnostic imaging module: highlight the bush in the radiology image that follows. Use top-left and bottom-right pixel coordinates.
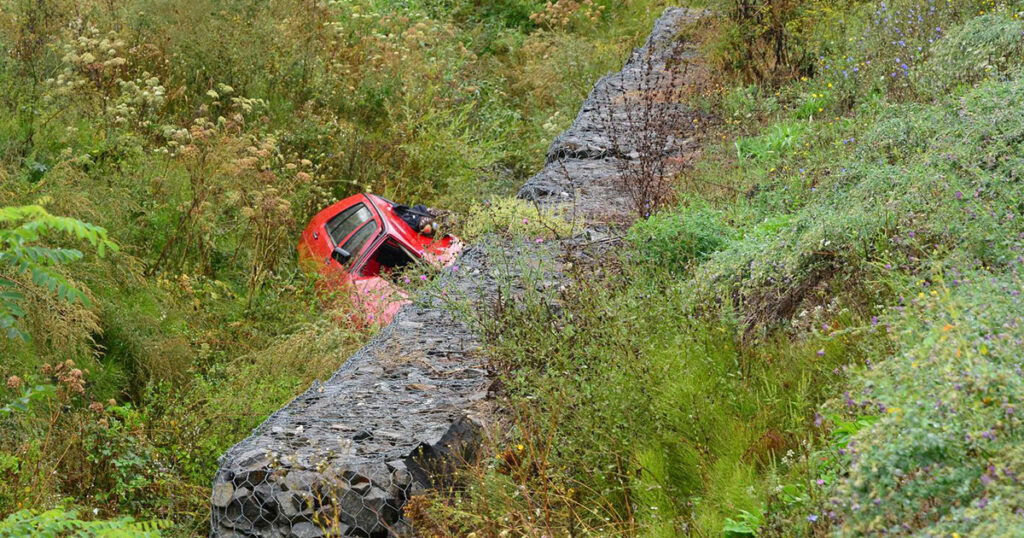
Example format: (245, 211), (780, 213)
(0, 507), (169, 537)
(913, 13), (1024, 96)
(815, 0), (1001, 104)
(0, 205), (116, 340)
(829, 269), (1024, 535)
(626, 201), (732, 273)
(706, 0), (854, 83)
(460, 196), (574, 241)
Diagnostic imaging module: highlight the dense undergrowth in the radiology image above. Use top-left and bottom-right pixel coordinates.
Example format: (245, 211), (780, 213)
(410, 0), (1024, 536)
(0, 0), (675, 533)
(4, 0), (1024, 535)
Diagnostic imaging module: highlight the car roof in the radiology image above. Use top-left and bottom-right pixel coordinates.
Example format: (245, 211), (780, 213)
(310, 193), (429, 253)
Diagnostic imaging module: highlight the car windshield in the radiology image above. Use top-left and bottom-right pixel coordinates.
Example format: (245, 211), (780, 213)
(341, 221), (379, 267)
(326, 203), (372, 245)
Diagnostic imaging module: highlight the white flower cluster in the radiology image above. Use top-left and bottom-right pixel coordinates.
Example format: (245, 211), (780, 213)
(47, 25), (128, 95)
(109, 75), (166, 126)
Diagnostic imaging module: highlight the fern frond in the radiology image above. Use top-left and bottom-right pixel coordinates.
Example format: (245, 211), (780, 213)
(0, 205), (117, 340)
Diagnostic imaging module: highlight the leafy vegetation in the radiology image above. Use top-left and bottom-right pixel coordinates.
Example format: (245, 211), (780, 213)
(0, 507), (169, 537)
(4, 0), (1024, 535)
(0, 0), (675, 533)
(410, 0), (1024, 536)
(461, 196), (576, 241)
(1, 205), (116, 340)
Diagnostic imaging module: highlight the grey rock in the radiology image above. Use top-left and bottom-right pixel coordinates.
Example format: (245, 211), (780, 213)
(281, 470), (319, 493)
(212, 481), (235, 508)
(287, 522), (324, 538)
(276, 491), (313, 520)
(216, 527), (248, 538)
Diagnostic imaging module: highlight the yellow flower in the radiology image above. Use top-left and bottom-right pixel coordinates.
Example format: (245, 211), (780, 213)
(516, 444), (524, 452)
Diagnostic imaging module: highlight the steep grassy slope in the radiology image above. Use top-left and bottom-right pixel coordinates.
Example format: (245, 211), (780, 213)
(410, 1), (1024, 536)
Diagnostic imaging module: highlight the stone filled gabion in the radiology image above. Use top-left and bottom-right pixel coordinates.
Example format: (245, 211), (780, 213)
(210, 290), (493, 537)
(518, 7), (708, 222)
(211, 7), (705, 537)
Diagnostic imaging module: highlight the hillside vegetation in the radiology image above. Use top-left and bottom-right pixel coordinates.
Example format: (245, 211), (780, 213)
(3, 0), (1024, 536)
(0, 0), (671, 533)
(411, 0), (1024, 537)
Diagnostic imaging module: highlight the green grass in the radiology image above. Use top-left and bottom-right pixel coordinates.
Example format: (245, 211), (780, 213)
(0, 0), (676, 532)
(414, 3), (1024, 536)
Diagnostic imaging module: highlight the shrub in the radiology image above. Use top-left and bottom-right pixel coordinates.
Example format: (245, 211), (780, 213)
(913, 13), (1024, 96)
(460, 196), (574, 241)
(706, 0), (854, 84)
(734, 120), (807, 163)
(626, 201), (732, 273)
(0, 507), (169, 537)
(829, 269), (1024, 535)
(816, 0), (997, 103)
(0, 205), (117, 340)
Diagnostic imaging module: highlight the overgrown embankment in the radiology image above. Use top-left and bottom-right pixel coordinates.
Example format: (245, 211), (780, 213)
(0, 0), (679, 534)
(411, 1), (1024, 537)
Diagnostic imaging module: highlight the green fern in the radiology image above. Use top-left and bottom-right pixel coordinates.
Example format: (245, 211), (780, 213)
(0, 508), (171, 537)
(0, 205), (118, 340)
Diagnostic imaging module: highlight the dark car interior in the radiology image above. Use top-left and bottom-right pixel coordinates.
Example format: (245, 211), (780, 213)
(360, 239), (419, 277)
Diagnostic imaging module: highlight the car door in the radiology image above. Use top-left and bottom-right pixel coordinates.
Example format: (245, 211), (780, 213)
(323, 200), (380, 270)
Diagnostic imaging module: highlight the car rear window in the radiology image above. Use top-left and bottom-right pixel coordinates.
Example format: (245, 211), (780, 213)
(341, 220), (379, 266)
(326, 203), (372, 245)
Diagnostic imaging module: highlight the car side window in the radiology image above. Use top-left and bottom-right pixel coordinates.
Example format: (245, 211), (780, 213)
(341, 221), (379, 266)
(326, 203), (372, 245)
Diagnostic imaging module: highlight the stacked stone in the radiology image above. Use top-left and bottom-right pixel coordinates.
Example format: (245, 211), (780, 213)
(210, 288), (492, 537)
(518, 7), (708, 223)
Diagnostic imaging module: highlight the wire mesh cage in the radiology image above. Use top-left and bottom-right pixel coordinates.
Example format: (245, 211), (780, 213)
(210, 260), (490, 538)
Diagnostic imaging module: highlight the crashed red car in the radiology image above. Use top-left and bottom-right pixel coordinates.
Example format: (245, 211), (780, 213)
(298, 193), (463, 325)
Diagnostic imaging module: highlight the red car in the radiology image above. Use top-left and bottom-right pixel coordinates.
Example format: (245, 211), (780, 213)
(298, 193), (463, 325)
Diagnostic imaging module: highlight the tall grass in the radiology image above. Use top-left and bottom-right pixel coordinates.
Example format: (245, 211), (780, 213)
(416, 2), (1024, 535)
(0, 0), (674, 531)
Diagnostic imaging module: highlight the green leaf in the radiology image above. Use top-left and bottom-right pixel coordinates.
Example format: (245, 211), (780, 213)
(0, 205), (117, 340)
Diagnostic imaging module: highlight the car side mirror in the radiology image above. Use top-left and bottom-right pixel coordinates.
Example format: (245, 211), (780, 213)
(331, 246), (351, 264)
